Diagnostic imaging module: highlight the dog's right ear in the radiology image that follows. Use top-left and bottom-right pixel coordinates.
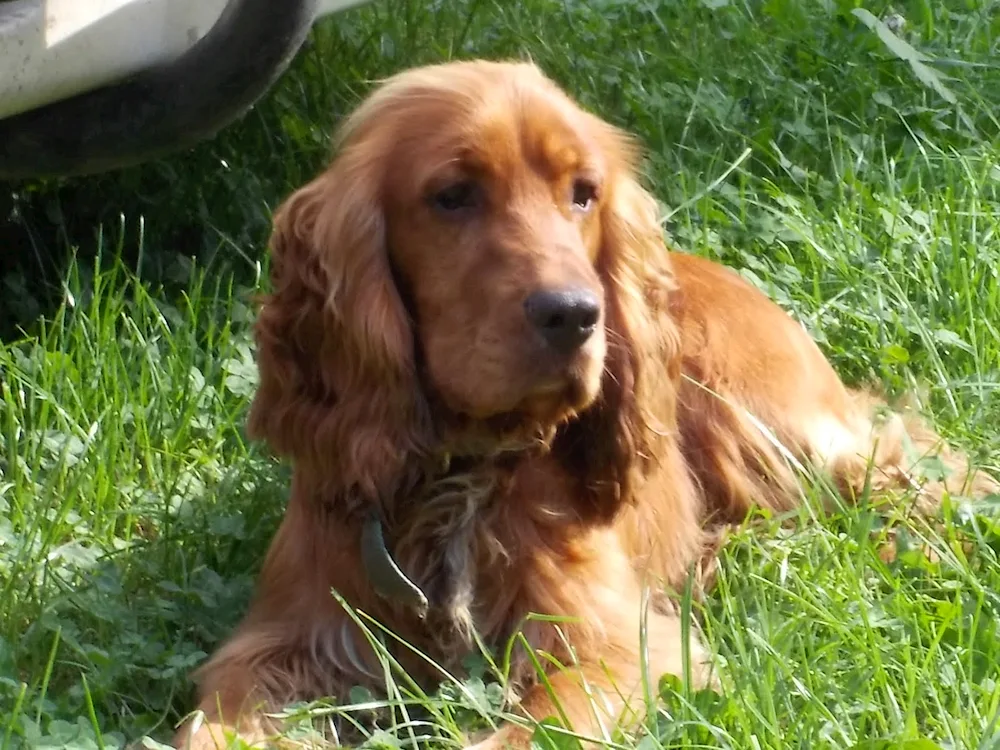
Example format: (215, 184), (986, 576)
(247, 142), (431, 500)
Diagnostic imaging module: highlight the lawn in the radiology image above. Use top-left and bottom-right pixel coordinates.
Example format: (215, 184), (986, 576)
(1, 0), (999, 748)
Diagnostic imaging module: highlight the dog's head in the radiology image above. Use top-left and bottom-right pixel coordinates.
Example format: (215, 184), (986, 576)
(249, 60), (680, 516)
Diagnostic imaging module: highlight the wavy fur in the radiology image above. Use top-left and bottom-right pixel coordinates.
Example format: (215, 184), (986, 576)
(174, 60), (998, 750)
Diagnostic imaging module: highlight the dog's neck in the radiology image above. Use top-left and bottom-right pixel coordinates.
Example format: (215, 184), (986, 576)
(360, 430), (554, 627)
(354, 390), (604, 631)
(360, 448), (512, 640)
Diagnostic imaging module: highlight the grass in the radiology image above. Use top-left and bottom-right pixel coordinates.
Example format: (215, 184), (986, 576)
(1, 0), (999, 747)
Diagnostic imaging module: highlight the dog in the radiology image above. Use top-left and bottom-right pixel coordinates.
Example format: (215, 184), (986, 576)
(173, 59), (998, 749)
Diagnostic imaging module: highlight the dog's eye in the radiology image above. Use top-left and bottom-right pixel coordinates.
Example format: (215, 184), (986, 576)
(432, 181), (480, 213)
(571, 179), (598, 210)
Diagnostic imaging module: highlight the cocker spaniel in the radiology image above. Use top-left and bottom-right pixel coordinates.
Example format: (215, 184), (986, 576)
(174, 59), (998, 749)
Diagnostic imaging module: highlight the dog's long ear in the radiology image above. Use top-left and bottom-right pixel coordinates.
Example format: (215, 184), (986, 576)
(559, 128), (683, 522)
(248, 141), (431, 502)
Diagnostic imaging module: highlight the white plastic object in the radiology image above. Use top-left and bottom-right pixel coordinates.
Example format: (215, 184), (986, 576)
(0, 0), (369, 121)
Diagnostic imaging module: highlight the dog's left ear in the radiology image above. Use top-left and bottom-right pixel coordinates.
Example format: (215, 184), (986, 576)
(558, 126), (683, 521)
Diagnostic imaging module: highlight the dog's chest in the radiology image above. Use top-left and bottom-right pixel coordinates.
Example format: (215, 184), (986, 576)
(387, 466), (514, 649)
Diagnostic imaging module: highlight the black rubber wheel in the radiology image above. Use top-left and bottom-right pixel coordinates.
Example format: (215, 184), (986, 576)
(0, 0), (320, 180)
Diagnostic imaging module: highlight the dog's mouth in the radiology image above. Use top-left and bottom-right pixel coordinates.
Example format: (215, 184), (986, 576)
(437, 373), (594, 458)
(521, 370), (596, 413)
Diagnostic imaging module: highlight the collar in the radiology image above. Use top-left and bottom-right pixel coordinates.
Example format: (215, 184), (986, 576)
(361, 508), (429, 619)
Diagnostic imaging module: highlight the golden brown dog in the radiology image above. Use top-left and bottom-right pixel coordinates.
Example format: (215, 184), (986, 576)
(173, 59), (998, 749)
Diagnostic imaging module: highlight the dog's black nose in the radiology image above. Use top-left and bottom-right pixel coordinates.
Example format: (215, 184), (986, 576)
(524, 288), (601, 353)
